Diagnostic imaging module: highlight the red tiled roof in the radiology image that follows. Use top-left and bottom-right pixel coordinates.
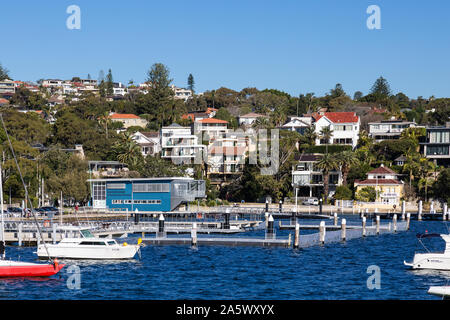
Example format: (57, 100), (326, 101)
(355, 179), (402, 185)
(198, 118), (228, 124)
(109, 113), (140, 119)
(314, 112), (359, 123)
(210, 146), (246, 155)
(206, 107), (218, 113)
(0, 98), (9, 104)
(368, 166), (398, 175)
(182, 114), (195, 120)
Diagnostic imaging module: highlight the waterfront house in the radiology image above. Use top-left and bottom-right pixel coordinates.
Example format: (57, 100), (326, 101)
(291, 153), (342, 198)
(171, 85), (193, 101)
(420, 123), (450, 167)
(279, 116), (312, 134)
(312, 112), (360, 149)
(87, 177), (205, 211)
(132, 131), (161, 157)
(354, 165), (404, 205)
(161, 123), (205, 164)
(368, 119), (418, 142)
(194, 118), (229, 140)
(0, 79), (15, 94)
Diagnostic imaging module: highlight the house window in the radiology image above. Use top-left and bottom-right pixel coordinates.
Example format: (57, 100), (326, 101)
(107, 183), (125, 189)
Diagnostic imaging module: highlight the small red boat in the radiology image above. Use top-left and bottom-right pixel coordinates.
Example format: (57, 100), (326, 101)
(0, 259), (65, 277)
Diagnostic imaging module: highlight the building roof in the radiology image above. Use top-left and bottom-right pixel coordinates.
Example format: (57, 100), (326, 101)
(141, 131), (159, 138)
(294, 154), (322, 162)
(109, 113), (141, 119)
(394, 155), (407, 162)
(239, 112), (267, 118)
(198, 118), (228, 124)
(313, 112), (359, 123)
(355, 179), (402, 185)
(367, 166), (398, 175)
(210, 146), (246, 156)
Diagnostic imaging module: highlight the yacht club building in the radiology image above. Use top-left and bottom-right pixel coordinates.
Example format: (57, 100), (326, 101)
(88, 177), (205, 212)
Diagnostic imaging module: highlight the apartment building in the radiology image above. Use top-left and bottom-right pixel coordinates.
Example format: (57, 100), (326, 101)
(368, 119), (417, 142)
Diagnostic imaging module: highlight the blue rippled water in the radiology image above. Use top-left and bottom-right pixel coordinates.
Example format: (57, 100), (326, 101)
(1, 217), (450, 300)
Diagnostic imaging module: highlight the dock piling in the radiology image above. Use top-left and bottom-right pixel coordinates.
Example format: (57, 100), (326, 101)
(376, 215), (380, 235)
(266, 214), (275, 240)
(393, 214), (397, 233)
(406, 213), (411, 230)
(279, 200), (282, 213)
(18, 223), (22, 246)
(418, 200), (423, 221)
(294, 222), (300, 249)
(362, 216), (366, 237)
(341, 219), (346, 241)
(333, 212), (338, 226)
(443, 203), (448, 221)
(191, 222), (197, 247)
(157, 214), (166, 238)
(319, 221), (325, 244)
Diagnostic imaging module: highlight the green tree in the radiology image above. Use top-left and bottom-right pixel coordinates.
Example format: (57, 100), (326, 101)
(334, 185), (353, 200)
(370, 76), (391, 97)
(187, 74), (195, 93)
(315, 153), (339, 203)
(106, 69), (114, 96)
(319, 126), (333, 154)
(0, 63), (10, 80)
(112, 132), (143, 170)
(335, 150), (359, 186)
(433, 168), (450, 204)
(356, 186), (377, 202)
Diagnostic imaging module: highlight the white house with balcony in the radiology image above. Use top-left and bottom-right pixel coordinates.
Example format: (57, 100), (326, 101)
(368, 119), (417, 142)
(194, 118), (229, 141)
(161, 123), (205, 164)
(171, 85), (192, 101)
(291, 154), (342, 198)
(313, 112), (360, 149)
(132, 131), (161, 157)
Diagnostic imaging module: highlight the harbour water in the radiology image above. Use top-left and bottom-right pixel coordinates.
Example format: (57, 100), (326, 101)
(1, 217), (449, 300)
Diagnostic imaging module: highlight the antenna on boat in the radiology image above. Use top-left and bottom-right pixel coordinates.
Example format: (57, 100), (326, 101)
(0, 114), (53, 263)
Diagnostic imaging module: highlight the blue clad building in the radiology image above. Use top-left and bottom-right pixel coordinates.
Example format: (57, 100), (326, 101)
(88, 177), (205, 212)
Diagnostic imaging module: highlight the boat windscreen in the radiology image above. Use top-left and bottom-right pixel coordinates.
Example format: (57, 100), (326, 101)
(416, 233), (441, 239)
(80, 229), (95, 238)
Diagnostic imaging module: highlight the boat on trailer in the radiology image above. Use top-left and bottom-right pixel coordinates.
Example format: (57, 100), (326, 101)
(404, 233), (450, 270)
(36, 228), (142, 260)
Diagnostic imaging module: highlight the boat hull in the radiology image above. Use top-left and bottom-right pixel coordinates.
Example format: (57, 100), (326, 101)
(428, 286), (450, 298)
(0, 260), (65, 277)
(404, 253), (450, 270)
(36, 243), (140, 260)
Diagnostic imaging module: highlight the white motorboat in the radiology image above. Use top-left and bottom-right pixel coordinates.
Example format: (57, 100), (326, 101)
(36, 228), (142, 260)
(428, 286), (450, 298)
(404, 233), (450, 270)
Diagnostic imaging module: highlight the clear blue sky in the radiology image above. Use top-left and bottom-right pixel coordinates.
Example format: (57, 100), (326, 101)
(2, 0), (450, 99)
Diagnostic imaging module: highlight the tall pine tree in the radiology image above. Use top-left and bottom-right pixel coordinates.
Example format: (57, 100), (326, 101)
(187, 74), (195, 93)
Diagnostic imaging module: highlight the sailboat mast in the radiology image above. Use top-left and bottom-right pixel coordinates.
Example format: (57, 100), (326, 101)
(0, 161), (5, 259)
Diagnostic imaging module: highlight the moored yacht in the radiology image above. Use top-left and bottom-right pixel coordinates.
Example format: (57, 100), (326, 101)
(404, 233), (450, 270)
(36, 228), (142, 260)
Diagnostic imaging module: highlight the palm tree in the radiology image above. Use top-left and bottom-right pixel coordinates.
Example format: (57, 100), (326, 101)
(403, 151), (420, 192)
(319, 126), (333, 154)
(98, 111), (111, 139)
(335, 150), (359, 185)
(114, 132), (143, 169)
(418, 157), (434, 202)
(315, 153), (339, 203)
